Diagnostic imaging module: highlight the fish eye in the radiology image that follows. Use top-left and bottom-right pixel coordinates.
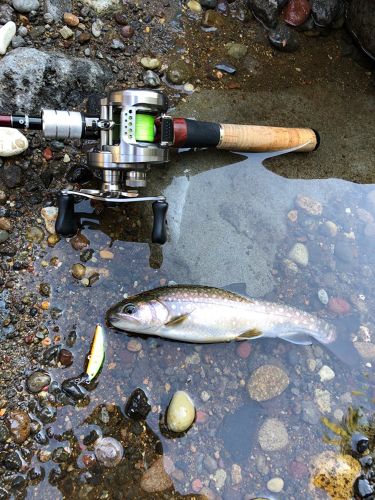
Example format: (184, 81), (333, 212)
(123, 303), (137, 315)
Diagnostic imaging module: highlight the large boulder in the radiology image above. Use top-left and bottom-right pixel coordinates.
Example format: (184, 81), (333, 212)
(0, 48), (112, 113)
(346, 0), (375, 60)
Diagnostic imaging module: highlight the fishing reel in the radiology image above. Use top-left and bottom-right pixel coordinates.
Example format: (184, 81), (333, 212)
(0, 88), (320, 244)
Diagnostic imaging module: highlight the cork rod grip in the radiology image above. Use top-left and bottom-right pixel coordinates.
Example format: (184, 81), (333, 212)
(217, 123), (319, 152)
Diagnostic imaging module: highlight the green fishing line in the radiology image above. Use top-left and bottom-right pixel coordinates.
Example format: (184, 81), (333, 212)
(134, 113), (155, 142)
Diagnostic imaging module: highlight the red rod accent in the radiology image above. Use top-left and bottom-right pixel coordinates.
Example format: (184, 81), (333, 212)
(0, 115), (12, 127)
(172, 118), (188, 147)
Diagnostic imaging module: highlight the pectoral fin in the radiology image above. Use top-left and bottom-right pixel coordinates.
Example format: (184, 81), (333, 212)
(237, 328), (262, 339)
(165, 314), (190, 327)
(279, 332), (312, 345)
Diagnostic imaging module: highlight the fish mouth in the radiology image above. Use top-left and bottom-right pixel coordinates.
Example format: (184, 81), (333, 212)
(106, 311), (155, 333)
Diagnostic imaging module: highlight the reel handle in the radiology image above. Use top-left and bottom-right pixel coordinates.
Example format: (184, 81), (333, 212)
(55, 192), (79, 237)
(151, 200), (168, 244)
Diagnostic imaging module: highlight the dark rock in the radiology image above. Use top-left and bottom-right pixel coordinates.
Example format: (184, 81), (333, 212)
(268, 23), (300, 52)
(49, 465), (65, 485)
(36, 405), (57, 424)
(311, 0), (341, 27)
(26, 371), (51, 393)
(247, 0), (286, 28)
(3, 451), (22, 471)
(83, 429), (100, 446)
(43, 345), (60, 363)
(61, 373), (90, 401)
(166, 60), (193, 85)
(45, 0), (72, 21)
(354, 476), (374, 498)
(0, 48), (112, 114)
(346, 0), (375, 60)
(12, 36), (27, 49)
(0, 487), (9, 500)
(351, 432), (369, 454)
(201, 0), (217, 8)
(39, 282), (51, 297)
(282, 0), (311, 27)
(0, 424), (10, 443)
(125, 388), (151, 420)
(52, 447), (70, 463)
(3, 163), (22, 189)
(217, 0), (229, 15)
(143, 70), (161, 88)
(0, 4), (16, 23)
(359, 455), (373, 468)
(115, 12), (128, 25)
(34, 430), (49, 445)
(58, 349), (73, 367)
(28, 465), (45, 482)
(11, 474), (26, 489)
(120, 25), (134, 38)
(66, 329), (77, 346)
(218, 403), (262, 461)
(70, 233), (90, 251)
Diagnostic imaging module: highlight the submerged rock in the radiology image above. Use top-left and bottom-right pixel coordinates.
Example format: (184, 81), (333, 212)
(125, 388), (151, 420)
(0, 128), (28, 156)
(94, 437), (123, 467)
(258, 418), (289, 451)
(247, 364), (289, 401)
(226, 42), (248, 59)
(140, 456), (173, 493)
(6, 410), (31, 444)
(27, 371), (51, 393)
(166, 390), (195, 432)
(288, 242), (309, 266)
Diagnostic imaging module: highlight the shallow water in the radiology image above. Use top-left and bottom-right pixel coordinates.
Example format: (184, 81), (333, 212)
(24, 80), (375, 499)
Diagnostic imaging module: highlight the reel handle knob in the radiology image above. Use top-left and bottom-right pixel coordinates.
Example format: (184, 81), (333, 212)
(56, 192), (79, 237)
(151, 200), (168, 244)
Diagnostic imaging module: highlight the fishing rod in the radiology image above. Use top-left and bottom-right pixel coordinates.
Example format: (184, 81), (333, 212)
(0, 89), (319, 243)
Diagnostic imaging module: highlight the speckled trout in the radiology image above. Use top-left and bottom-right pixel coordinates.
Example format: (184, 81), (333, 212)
(106, 285), (336, 345)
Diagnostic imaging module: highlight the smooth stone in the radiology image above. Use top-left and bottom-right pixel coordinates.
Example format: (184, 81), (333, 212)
(63, 12), (79, 27)
(318, 365), (335, 382)
(187, 0), (202, 12)
(120, 25), (134, 38)
(166, 60), (193, 85)
(288, 242), (309, 266)
(311, 0), (341, 27)
(295, 194), (323, 215)
(41, 206), (58, 234)
(27, 371), (51, 393)
(0, 22), (16, 56)
(81, 0), (120, 12)
(267, 477), (284, 493)
(282, 0), (311, 27)
(92, 19), (103, 37)
(226, 42), (248, 59)
(268, 23), (300, 53)
(59, 25), (74, 39)
(258, 418), (289, 451)
(26, 226), (44, 243)
(6, 410), (31, 444)
(314, 388), (331, 413)
(70, 233), (89, 251)
(94, 437), (123, 467)
(318, 288), (329, 305)
(0, 230), (9, 243)
(202, 10), (225, 27)
(201, 0), (217, 7)
(11, 35), (26, 49)
(71, 263), (86, 279)
(125, 388), (151, 420)
(247, 364), (289, 401)
(12, 0), (39, 13)
(141, 456), (173, 493)
(167, 390), (195, 432)
(0, 128), (28, 156)
(141, 56), (161, 70)
(247, 0), (282, 28)
(215, 62), (236, 74)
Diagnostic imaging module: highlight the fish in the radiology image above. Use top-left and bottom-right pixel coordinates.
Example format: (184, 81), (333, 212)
(106, 285), (337, 345)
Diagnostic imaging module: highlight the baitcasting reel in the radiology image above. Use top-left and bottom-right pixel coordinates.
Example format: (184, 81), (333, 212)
(0, 88), (320, 244)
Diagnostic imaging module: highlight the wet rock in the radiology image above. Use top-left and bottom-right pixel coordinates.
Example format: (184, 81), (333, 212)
(354, 342), (375, 360)
(201, 0), (217, 8)
(0, 22), (17, 56)
(202, 10), (225, 27)
(140, 456), (173, 493)
(3, 450), (22, 471)
(61, 374), (90, 401)
(187, 0), (202, 12)
(71, 263), (86, 280)
(295, 194), (323, 215)
(226, 42), (248, 59)
(268, 23), (299, 52)
(127, 339), (142, 352)
(12, 0), (39, 13)
(143, 70), (161, 88)
(282, 0), (311, 26)
(351, 432), (369, 454)
(141, 57), (161, 70)
(67, 164), (93, 184)
(288, 242), (308, 266)
(311, 0), (341, 27)
(247, 0), (283, 28)
(58, 349), (73, 366)
(314, 388), (331, 413)
(80, 249), (94, 262)
(0, 423), (10, 443)
(247, 364), (289, 401)
(318, 288), (329, 305)
(258, 418), (289, 451)
(217, 0), (229, 15)
(213, 469), (227, 489)
(347, 0), (375, 60)
(39, 282), (51, 297)
(41, 206), (58, 234)
(47, 233), (60, 247)
(334, 237), (355, 263)
(0, 48), (112, 114)
(125, 388), (151, 420)
(34, 429), (49, 445)
(166, 60), (193, 85)
(167, 390), (195, 432)
(94, 437), (123, 467)
(27, 371), (51, 393)
(6, 410), (30, 444)
(111, 39), (124, 49)
(237, 341), (252, 358)
(78, 32), (91, 44)
(66, 330), (77, 347)
(0, 128), (28, 156)
(52, 447), (70, 463)
(115, 12), (128, 25)
(354, 476), (373, 498)
(328, 297), (351, 315)
(36, 405), (56, 424)
(267, 477), (284, 493)
(318, 365), (335, 382)
(310, 452), (361, 498)
(359, 455), (373, 467)
(70, 233), (90, 251)
(204, 455), (217, 473)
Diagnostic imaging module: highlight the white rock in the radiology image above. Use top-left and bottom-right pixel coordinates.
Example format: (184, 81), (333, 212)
(59, 26), (74, 39)
(81, 0), (120, 12)
(41, 207), (58, 234)
(92, 19), (103, 38)
(314, 388), (331, 413)
(0, 22), (16, 56)
(166, 390), (195, 432)
(288, 242), (309, 266)
(318, 365), (335, 382)
(267, 477), (284, 493)
(0, 128), (28, 156)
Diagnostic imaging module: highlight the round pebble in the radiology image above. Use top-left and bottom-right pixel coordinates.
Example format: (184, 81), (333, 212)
(127, 339), (142, 352)
(318, 365), (335, 382)
(247, 364), (289, 401)
(94, 437), (123, 467)
(288, 242), (309, 266)
(27, 371), (51, 393)
(318, 288), (329, 305)
(295, 194), (322, 215)
(267, 477), (284, 493)
(141, 57), (161, 70)
(167, 390), (195, 432)
(236, 341), (252, 359)
(258, 418), (289, 451)
(63, 12), (79, 27)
